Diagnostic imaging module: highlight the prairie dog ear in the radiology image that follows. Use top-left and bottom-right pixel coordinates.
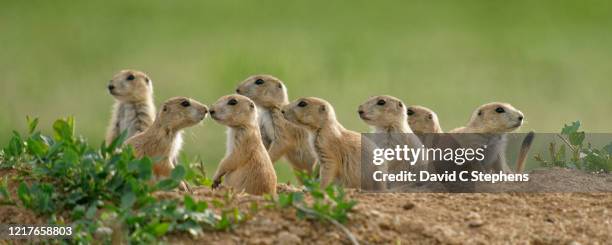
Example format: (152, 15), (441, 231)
(398, 102), (403, 108)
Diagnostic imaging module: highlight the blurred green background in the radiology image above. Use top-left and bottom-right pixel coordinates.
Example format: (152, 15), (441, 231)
(2, 0), (611, 183)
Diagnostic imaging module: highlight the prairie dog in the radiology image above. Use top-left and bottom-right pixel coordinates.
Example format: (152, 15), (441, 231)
(282, 97), (385, 190)
(449, 102), (530, 173)
(407, 105), (443, 134)
(236, 75), (316, 175)
(210, 94), (277, 195)
(106, 70), (156, 143)
(450, 102), (523, 134)
(358, 95), (425, 174)
(126, 97), (207, 179)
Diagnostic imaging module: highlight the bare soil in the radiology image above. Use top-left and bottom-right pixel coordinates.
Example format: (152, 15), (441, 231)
(1, 168), (612, 244)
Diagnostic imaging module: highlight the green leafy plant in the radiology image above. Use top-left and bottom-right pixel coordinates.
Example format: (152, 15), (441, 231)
(0, 117), (249, 244)
(269, 171), (359, 244)
(0, 176), (15, 205)
(177, 154), (213, 187)
(535, 121), (612, 172)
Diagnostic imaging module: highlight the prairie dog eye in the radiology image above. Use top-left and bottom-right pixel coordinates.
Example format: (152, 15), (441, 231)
(181, 100), (191, 107)
(254, 79), (265, 85)
(298, 101), (308, 107)
(376, 100), (386, 106)
(228, 99), (238, 106)
(495, 107), (505, 113)
(127, 74), (135, 81)
(407, 109), (415, 116)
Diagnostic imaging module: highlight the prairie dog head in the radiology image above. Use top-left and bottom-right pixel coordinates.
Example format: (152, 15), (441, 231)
(358, 95), (407, 128)
(467, 102), (524, 133)
(407, 105), (442, 133)
(235, 75), (288, 108)
(107, 70), (153, 102)
(210, 94), (257, 127)
(281, 97), (337, 131)
(157, 97), (208, 131)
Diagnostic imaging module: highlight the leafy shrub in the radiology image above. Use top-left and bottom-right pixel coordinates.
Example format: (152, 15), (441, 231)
(271, 171), (357, 224)
(0, 116), (359, 244)
(535, 121), (612, 172)
(0, 117), (248, 244)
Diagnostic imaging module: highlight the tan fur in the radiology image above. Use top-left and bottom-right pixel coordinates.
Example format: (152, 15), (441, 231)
(236, 75), (317, 176)
(210, 94), (277, 195)
(449, 102), (526, 172)
(450, 102), (524, 133)
(106, 70), (156, 144)
(407, 105), (443, 134)
(126, 97), (207, 179)
(358, 95), (425, 175)
(282, 97), (385, 190)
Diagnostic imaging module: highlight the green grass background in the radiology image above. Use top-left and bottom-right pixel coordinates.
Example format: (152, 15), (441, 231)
(2, 0), (612, 183)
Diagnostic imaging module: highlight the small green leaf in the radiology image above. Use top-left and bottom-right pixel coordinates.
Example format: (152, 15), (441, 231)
(62, 148), (80, 165)
(26, 135), (48, 157)
(85, 204), (98, 219)
(561, 121), (581, 135)
(171, 165), (186, 181)
(569, 132), (585, 146)
(156, 179), (179, 191)
(26, 116), (39, 134)
(184, 195), (195, 210)
(17, 182), (31, 207)
(604, 142), (612, 155)
(121, 192), (136, 209)
(137, 158), (153, 180)
(151, 222), (170, 236)
(107, 130), (128, 153)
(195, 201), (208, 212)
(6, 132), (23, 157)
(0, 177), (13, 204)
(278, 193), (292, 207)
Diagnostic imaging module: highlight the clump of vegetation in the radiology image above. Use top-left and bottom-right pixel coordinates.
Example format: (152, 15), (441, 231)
(269, 171), (358, 244)
(535, 121), (612, 172)
(0, 117), (360, 244)
(0, 117), (250, 243)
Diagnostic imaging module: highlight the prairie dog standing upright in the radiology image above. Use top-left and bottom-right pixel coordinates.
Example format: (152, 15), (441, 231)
(126, 97), (207, 179)
(210, 94), (277, 195)
(106, 70), (156, 143)
(407, 105), (443, 134)
(236, 75), (316, 175)
(449, 102), (529, 172)
(282, 97), (385, 190)
(358, 95), (425, 174)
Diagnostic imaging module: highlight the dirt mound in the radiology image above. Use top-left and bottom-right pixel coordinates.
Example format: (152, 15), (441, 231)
(2, 169), (611, 244)
(164, 168), (612, 244)
(160, 190), (612, 244)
